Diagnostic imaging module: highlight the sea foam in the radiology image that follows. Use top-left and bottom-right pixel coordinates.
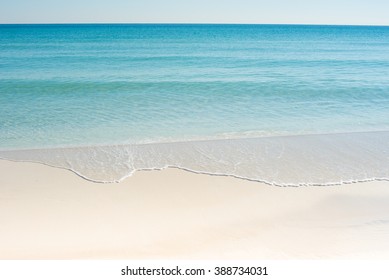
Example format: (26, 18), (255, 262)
(1, 131), (388, 186)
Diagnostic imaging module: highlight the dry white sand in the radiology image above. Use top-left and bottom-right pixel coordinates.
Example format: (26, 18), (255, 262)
(1, 159), (389, 259)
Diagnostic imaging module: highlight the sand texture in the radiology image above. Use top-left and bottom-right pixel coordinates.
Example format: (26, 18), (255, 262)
(1, 160), (389, 259)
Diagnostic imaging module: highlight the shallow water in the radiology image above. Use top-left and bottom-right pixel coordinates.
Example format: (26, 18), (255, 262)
(1, 131), (388, 186)
(0, 24), (388, 185)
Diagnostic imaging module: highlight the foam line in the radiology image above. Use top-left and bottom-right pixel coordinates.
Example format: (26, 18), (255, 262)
(1, 131), (388, 187)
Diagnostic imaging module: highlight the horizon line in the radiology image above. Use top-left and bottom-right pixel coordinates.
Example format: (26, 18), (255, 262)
(1, 22), (389, 27)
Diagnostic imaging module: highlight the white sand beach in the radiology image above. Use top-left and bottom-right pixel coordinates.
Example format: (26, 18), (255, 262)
(1, 159), (389, 259)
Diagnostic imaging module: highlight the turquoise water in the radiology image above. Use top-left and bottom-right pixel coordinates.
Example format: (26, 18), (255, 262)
(0, 24), (389, 185)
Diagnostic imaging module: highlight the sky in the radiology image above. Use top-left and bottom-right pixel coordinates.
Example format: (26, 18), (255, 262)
(0, 0), (388, 25)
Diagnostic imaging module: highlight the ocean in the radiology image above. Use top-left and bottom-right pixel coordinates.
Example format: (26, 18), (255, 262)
(0, 24), (388, 185)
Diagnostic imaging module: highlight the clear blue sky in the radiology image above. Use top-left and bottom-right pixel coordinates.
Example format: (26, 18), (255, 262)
(0, 0), (388, 25)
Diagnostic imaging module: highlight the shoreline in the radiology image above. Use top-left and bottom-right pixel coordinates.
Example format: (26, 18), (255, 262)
(1, 157), (389, 187)
(1, 130), (388, 186)
(1, 160), (389, 259)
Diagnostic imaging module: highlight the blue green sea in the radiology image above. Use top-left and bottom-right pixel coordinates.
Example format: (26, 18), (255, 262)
(0, 24), (388, 185)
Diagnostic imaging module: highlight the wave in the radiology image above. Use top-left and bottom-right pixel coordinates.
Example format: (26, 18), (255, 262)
(0, 131), (388, 187)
